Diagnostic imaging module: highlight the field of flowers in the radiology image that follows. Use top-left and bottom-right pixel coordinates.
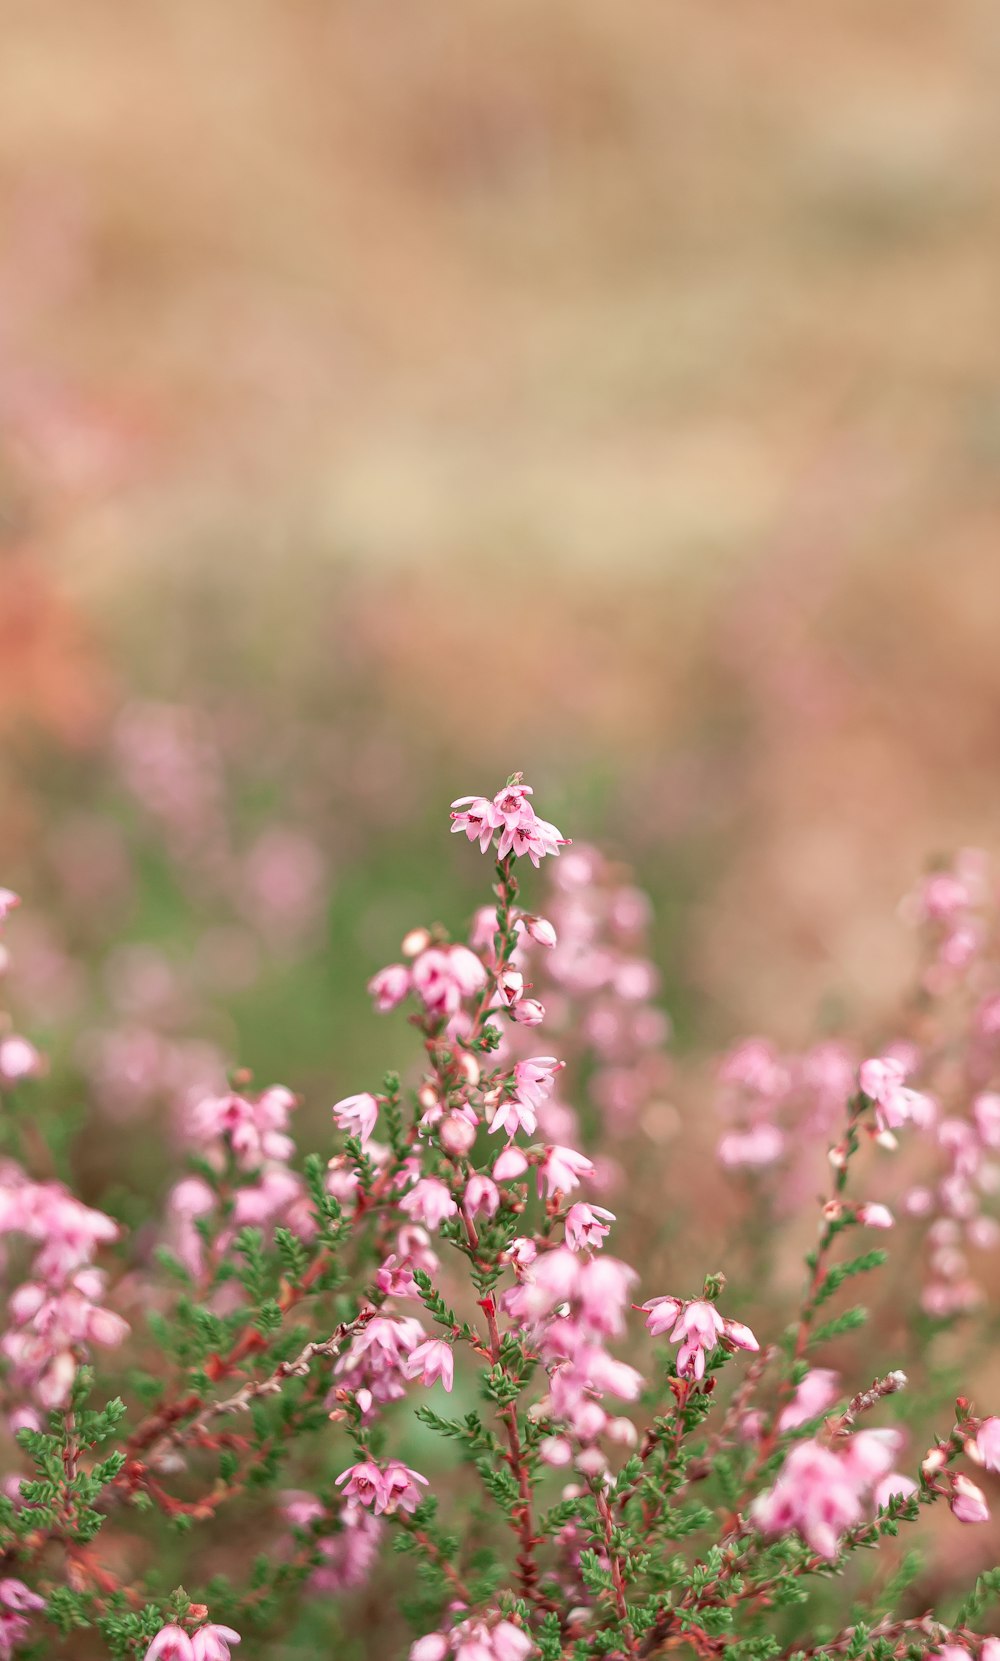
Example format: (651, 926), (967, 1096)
(3, 3), (1000, 1658)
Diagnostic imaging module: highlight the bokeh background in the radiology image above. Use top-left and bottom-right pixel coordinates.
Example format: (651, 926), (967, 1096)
(5, 0), (1000, 1075)
(3, 3), (1000, 1648)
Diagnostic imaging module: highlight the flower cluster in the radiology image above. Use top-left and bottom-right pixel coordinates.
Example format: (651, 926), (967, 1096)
(0, 785), (998, 1661)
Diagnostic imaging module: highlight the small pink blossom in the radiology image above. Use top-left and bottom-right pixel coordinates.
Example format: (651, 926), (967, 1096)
(403, 1338), (454, 1393)
(564, 1203), (615, 1253)
(777, 1368), (840, 1432)
(856, 1203), (894, 1229)
(332, 1092), (379, 1146)
(144, 1628), (195, 1661)
(858, 1057), (934, 1136)
(493, 1147), (529, 1181)
(368, 964), (411, 1012)
(0, 1037), (43, 1085)
(464, 1175), (500, 1218)
(510, 999), (546, 1027)
(0, 1583), (43, 1614)
(0, 891), (20, 925)
(874, 1472), (918, 1510)
(450, 796), (502, 854)
(538, 1145), (594, 1198)
(439, 1112), (478, 1158)
(950, 1472), (990, 1524)
(968, 1416), (1000, 1471)
(490, 1097), (537, 1139)
(513, 1057), (564, 1107)
(641, 1295), (758, 1379)
(518, 913), (557, 949)
(400, 1178), (458, 1231)
(380, 1460), (430, 1515)
(191, 1628), (241, 1661)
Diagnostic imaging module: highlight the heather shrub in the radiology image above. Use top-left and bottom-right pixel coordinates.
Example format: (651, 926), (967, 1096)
(0, 781), (998, 1661)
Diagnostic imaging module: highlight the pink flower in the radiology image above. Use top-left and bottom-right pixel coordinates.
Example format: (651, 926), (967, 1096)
(335, 1460), (386, 1510)
(641, 1295), (758, 1379)
(368, 965), (411, 1012)
(450, 796), (502, 854)
(0, 1037), (43, 1085)
(191, 1628), (241, 1661)
(778, 1369), (840, 1432)
(539, 1435), (573, 1466)
(412, 947), (487, 1016)
(493, 1147), (529, 1181)
(403, 1339), (454, 1392)
(969, 1415), (1000, 1471)
(874, 1472), (918, 1510)
(718, 1124), (785, 1168)
(538, 1145), (594, 1198)
(564, 1203), (615, 1252)
(0, 891), (19, 925)
(856, 1203), (894, 1229)
(464, 1175), (500, 1218)
(439, 1112), (478, 1157)
(950, 1472), (990, 1524)
(752, 1440), (865, 1559)
(858, 1057), (934, 1136)
(517, 913), (557, 949)
(411, 1639), (450, 1661)
(490, 1097), (537, 1139)
(842, 1429), (902, 1485)
(0, 1583), (43, 1613)
(973, 1093), (1000, 1148)
(510, 999), (546, 1026)
(380, 1460), (429, 1515)
(513, 1058), (564, 1106)
(400, 1178), (458, 1231)
(332, 1092), (379, 1146)
(491, 1622), (534, 1661)
(144, 1628), (195, 1661)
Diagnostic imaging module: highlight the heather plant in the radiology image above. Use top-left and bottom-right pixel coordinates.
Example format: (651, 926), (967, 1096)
(0, 787), (998, 1661)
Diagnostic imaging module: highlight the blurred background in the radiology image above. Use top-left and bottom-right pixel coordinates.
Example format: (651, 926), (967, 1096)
(3, 0), (1000, 1143)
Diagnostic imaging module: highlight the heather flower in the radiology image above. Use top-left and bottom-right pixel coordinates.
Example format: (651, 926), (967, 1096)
(144, 1628), (196, 1661)
(412, 947), (487, 1016)
(332, 1092), (380, 1146)
(538, 1145), (595, 1198)
(856, 1202), (894, 1229)
(513, 1057), (564, 1106)
(641, 1295), (758, 1379)
(368, 964), (411, 1012)
(451, 782), (567, 867)
(403, 1339), (455, 1393)
(510, 999), (546, 1026)
(489, 1096), (537, 1139)
(0, 1037), (43, 1085)
(751, 1440), (866, 1558)
(399, 1177), (458, 1230)
(874, 1471), (918, 1509)
(858, 1057), (934, 1136)
(564, 1203), (615, 1252)
(517, 913), (557, 949)
(493, 1146), (529, 1181)
(335, 1461), (387, 1510)
(450, 796), (502, 853)
(380, 1460), (430, 1515)
(968, 1415), (1000, 1470)
(0, 1583), (42, 1614)
(777, 1368), (840, 1431)
(949, 1473), (990, 1524)
(191, 1628), (241, 1661)
(464, 1174), (500, 1218)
